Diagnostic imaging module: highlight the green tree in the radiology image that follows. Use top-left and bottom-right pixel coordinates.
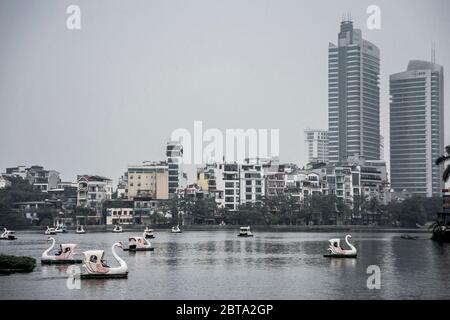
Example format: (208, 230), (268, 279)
(435, 145), (450, 182)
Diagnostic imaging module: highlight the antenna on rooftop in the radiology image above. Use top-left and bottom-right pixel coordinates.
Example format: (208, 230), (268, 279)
(431, 42), (436, 64)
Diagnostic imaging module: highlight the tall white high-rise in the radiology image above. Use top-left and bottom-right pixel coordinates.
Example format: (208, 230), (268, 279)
(328, 19), (380, 162)
(166, 141), (184, 197)
(390, 60), (445, 196)
(304, 129), (328, 164)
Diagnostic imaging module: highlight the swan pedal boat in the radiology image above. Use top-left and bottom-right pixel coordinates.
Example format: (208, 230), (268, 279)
(123, 236), (154, 252)
(41, 237), (83, 264)
(143, 227), (155, 238)
(1, 228), (16, 240)
(45, 226), (56, 235)
(112, 225), (123, 233)
(79, 243), (128, 279)
(171, 225), (182, 233)
(323, 235), (357, 258)
(76, 225), (86, 234)
(55, 225), (67, 233)
(238, 226), (253, 237)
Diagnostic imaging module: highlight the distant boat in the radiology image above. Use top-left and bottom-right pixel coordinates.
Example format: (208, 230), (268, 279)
(323, 235), (357, 258)
(143, 227), (154, 239)
(171, 225), (182, 233)
(0, 228), (16, 240)
(112, 225), (123, 233)
(55, 225), (67, 233)
(76, 225), (86, 234)
(123, 236), (154, 252)
(238, 226), (253, 237)
(400, 234), (418, 240)
(45, 226), (56, 235)
(416, 222), (433, 229)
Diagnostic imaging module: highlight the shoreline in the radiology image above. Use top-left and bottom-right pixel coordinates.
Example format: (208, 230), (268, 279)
(12, 224), (430, 233)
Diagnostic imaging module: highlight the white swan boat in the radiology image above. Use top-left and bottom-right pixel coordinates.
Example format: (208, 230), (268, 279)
(80, 242), (128, 279)
(76, 225), (86, 234)
(238, 226), (253, 237)
(171, 225), (182, 233)
(45, 226), (56, 235)
(324, 235), (357, 258)
(112, 225), (123, 233)
(143, 227), (154, 239)
(41, 237), (83, 264)
(123, 236), (154, 252)
(1, 228), (16, 240)
(55, 225), (67, 233)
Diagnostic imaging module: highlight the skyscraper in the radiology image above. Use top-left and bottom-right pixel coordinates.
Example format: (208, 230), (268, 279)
(328, 19), (380, 162)
(304, 129), (328, 164)
(390, 60), (445, 196)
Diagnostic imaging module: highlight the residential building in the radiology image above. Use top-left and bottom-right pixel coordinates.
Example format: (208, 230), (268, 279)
(328, 19), (380, 162)
(166, 141), (186, 197)
(3, 165), (60, 192)
(127, 161), (169, 200)
(240, 159), (264, 204)
(304, 129), (328, 164)
(77, 175), (113, 210)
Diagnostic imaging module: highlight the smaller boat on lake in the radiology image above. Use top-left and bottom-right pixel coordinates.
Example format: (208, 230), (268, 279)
(55, 225), (67, 233)
(112, 225), (123, 233)
(76, 225), (86, 234)
(400, 234), (418, 240)
(238, 226), (253, 237)
(324, 235), (357, 258)
(123, 236), (154, 251)
(171, 225), (182, 233)
(45, 226), (56, 235)
(79, 242), (128, 279)
(1, 228), (16, 240)
(143, 227), (154, 239)
(41, 237), (83, 264)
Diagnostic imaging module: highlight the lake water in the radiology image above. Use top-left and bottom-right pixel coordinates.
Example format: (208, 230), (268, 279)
(1, 230), (449, 299)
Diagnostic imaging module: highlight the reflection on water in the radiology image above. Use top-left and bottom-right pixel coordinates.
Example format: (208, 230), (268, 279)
(1, 231), (450, 299)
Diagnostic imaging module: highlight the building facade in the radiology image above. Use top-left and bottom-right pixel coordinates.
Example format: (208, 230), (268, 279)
(76, 175), (113, 210)
(390, 60), (445, 196)
(166, 141), (185, 197)
(304, 129), (329, 164)
(328, 19), (380, 162)
(127, 162), (169, 200)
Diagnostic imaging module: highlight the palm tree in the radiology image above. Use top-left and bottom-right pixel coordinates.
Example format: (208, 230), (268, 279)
(435, 145), (450, 182)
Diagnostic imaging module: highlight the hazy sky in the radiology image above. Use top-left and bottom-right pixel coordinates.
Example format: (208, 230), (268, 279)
(1, 0), (449, 183)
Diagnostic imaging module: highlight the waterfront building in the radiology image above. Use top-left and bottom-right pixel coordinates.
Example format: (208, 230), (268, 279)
(390, 60), (445, 196)
(76, 175), (113, 210)
(304, 129), (329, 164)
(3, 165), (60, 192)
(328, 19), (380, 162)
(262, 158), (285, 198)
(240, 159), (265, 204)
(4, 165), (27, 179)
(127, 161), (169, 200)
(166, 141), (186, 197)
(106, 207), (134, 225)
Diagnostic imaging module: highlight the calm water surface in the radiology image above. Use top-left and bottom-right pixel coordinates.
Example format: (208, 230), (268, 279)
(1, 230), (449, 299)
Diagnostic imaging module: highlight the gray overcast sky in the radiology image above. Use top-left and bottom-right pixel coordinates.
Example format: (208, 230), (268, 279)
(0, 0), (449, 183)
